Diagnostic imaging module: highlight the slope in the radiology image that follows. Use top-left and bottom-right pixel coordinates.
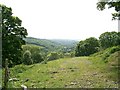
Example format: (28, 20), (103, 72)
(7, 46), (119, 88)
(50, 39), (78, 48)
(24, 37), (78, 52)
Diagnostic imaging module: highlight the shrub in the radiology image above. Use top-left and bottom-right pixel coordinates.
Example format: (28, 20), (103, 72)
(23, 50), (33, 65)
(47, 52), (59, 61)
(11, 64), (28, 74)
(58, 53), (64, 58)
(99, 31), (119, 49)
(64, 53), (71, 58)
(75, 37), (99, 56)
(70, 52), (75, 57)
(32, 53), (44, 63)
(109, 46), (120, 54)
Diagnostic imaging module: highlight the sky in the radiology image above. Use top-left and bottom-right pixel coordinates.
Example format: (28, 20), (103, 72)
(0, 0), (118, 40)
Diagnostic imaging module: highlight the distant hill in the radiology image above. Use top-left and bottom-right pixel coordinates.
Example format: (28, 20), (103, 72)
(50, 39), (78, 48)
(24, 37), (78, 52)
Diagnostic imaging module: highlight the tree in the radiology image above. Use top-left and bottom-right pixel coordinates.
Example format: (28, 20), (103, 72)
(32, 52), (44, 63)
(1, 5), (28, 67)
(97, 0), (120, 20)
(23, 50), (33, 65)
(99, 31), (120, 49)
(64, 53), (71, 58)
(75, 37), (99, 56)
(22, 44), (44, 63)
(47, 52), (59, 61)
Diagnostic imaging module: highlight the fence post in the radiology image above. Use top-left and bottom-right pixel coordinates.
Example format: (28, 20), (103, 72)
(4, 59), (9, 89)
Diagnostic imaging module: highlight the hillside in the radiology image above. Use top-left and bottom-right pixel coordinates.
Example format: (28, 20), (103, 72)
(2, 2), (120, 89)
(7, 46), (119, 88)
(24, 37), (78, 52)
(50, 39), (78, 48)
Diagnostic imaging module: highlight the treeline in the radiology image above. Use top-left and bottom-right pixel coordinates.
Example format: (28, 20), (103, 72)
(75, 31), (120, 56)
(22, 31), (120, 65)
(22, 44), (75, 65)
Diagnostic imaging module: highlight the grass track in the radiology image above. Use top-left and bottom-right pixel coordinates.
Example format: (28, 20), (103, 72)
(8, 56), (119, 88)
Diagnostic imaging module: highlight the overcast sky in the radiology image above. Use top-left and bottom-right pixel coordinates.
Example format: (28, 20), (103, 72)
(0, 0), (118, 40)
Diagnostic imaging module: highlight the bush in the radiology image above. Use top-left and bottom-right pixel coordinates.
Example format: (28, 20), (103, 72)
(70, 52), (75, 57)
(99, 31), (119, 49)
(64, 53), (71, 58)
(22, 44), (45, 64)
(58, 53), (64, 58)
(101, 46), (120, 61)
(109, 46), (120, 54)
(75, 37), (99, 56)
(47, 52), (59, 61)
(32, 53), (44, 63)
(11, 64), (28, 74)
(23, 50), (33, 65)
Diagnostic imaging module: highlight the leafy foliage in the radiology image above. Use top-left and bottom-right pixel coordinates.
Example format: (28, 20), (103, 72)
(11, 64), (29, 74)
(23, 50), (33, 65)
(64, 52), (73, 58)
(22, 44), (44, 64)
(75, 37), (99, 56)
(99, 31), (120, 49)
(97, 1), (120, 20)
(22, 44), (43, 53)
(32, 52), (44, 63)
(47, 52), (59, 61)
(1, 5), (28, 67)
(75, 31), (120, 57)
(91, 45), (120, 62)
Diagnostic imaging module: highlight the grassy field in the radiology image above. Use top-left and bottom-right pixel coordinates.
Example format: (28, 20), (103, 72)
(7, 49), (119, 88)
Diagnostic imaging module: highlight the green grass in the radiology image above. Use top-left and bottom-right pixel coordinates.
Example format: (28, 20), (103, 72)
(3, 46), (119, 88)
(91, 45), (120, 61)
(8, 56), (119, 88)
